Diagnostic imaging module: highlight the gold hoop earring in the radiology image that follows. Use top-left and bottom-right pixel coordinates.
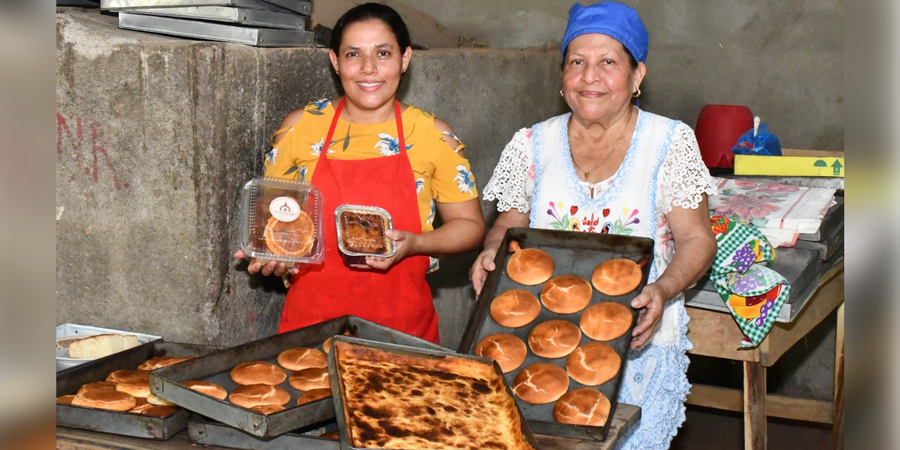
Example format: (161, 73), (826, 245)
(560, 89), (564, 97)
(632, 88), (641, 98)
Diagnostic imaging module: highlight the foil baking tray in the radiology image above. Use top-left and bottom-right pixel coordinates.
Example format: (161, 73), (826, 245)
(334, 204), (397, 265)
(56, 342), (223, 440)
(119, 6), (308, 30)
(118, 12), (315, 47)
(150, 316), (446, 439)
(328, 336), (538, 450)
(189, 417), (340, 450)
(458, 227), (654, 441)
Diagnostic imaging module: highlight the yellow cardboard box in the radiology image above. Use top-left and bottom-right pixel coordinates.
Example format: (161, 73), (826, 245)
(733, 149), (844, 177)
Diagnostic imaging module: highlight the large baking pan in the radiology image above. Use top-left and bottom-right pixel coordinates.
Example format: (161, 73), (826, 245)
(150, 316), (446, 439)
(120, 6), (308, 30)
(328, 335), (538, 450)
(459, 227), (654, 441)
(56, 342), (222, 439)
(117, 13), (316, 47)
(188, 416), (340, 450)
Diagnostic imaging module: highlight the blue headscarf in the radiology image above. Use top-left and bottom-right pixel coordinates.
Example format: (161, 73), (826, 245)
(561, 1), (649, 63)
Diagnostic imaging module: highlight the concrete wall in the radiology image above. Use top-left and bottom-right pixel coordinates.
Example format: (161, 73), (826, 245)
(55, 9), (565, 347)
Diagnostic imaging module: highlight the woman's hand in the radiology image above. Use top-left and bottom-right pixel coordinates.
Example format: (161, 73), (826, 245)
(361, 229), (420, 271)
(629, 283), (667, 349)
(233, 250), (298, 277)
(470, 248), (498, 297)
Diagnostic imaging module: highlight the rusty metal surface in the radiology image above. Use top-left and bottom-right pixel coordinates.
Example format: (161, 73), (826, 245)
(327, 335), (537, 450)
(188, 417), (340, 450)
(150, 316), (447, 439)
(56, 342), (222, 440)
(458, 227), (654, 441)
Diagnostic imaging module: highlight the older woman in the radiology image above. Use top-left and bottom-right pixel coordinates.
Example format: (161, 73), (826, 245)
(470, 2), (717, 448)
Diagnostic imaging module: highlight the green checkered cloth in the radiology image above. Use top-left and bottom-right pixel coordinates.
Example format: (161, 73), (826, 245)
(709, 214), (791, 349)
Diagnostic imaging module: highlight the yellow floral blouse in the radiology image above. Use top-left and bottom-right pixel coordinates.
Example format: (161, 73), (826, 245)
(264, 98), (478, 235)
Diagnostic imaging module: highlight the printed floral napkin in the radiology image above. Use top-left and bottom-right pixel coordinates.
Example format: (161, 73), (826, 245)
(708, 178), (836, 247)
(709, 214), (791, 348)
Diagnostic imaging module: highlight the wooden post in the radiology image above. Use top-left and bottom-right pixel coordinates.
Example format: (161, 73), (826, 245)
(832, 303), (844, 450)
(744, 361), (767, 450)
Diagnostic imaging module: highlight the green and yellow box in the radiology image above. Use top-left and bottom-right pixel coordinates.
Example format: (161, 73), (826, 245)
(733, 149), (844, 177)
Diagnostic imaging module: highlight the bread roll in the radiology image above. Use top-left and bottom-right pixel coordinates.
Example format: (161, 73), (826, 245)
(57, 395), (76, 405)
(540, 275), (592, 314)
(229, 384), (291, 408)
(116, 381), (150, 398)
(553, 388), (611, 426)
(507, 248), (555, 285)
(474, 333), (527, 373)
(323, 331), (354, 354)
(137, 355), (197, 371)
(528, 319), (582, 358)
(489, 289), (541, 328)
(512, 363), (569, 404)
(77, 381), (117, 395)
(277, 347), (328, 371)
(296, 388), (332, 406)
(565, 342), (621, 386)
(181, 380), (228, 400)
(580, 302), (633, 341)
(591, 259), (642, 296)
(107, 370), (151, 398)
(230, 361), (287, 386)
(288, 367), (330, 391)
(147, 394), (175, 406)
(250, 404), (286, 415)
(72, 389), (136, 411)
(129, 403), (179, 417)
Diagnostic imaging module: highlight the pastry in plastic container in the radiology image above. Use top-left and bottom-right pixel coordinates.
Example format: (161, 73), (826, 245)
(240, 178), (324, 264)
(334, 204), (396, 265)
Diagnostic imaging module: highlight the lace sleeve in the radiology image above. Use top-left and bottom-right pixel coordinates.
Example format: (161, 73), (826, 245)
(482, 128), (533, 213)
(661, 123), (718, 213)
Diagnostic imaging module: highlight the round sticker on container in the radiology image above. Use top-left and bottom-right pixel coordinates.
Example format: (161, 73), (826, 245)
(269, 197), (302, 222)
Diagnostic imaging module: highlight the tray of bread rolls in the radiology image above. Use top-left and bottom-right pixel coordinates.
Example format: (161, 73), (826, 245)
(459, 227), (654, 441)
(149, 316), (446, 439)
(56, 341), (223, 439)
(328, 336), (538, 450)
(188, 416), (341, 450)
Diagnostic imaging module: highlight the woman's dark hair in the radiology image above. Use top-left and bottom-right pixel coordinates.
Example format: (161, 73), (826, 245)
(330, 3), (412, 54)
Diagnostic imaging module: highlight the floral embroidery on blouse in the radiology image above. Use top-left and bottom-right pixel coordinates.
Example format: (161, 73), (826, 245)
(310, 138), (335, 156)
(283, 164), (308, 181)
(375, 133), (412, 156)
(305, 98), (332, 115)
(453, 165), (475, 194)
(546, 201), (581, 231)
(415, 178), (425, 194)
(265, 148), (278, 165)
(427, 200), (436, 225)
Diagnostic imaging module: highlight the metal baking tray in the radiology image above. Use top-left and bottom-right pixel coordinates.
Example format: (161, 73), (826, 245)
(458, 227), (654, 441)
(150, 316), (447, 439)
(328, 336), (538, 450)
(118, 13), (315, 47)
(102, 0), (295, 11)
(793, 220), (844, 261)
(797, 196), (843, 242)
(258, 0), (310, 15)
(57, 323), (163, 371)
(56, 342), (222, 440)
(119, 6), (307, 30)
(189, 416), (340, 450)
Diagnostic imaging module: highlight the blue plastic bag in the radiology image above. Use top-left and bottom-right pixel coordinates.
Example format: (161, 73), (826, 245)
(731, 117), (782, 156)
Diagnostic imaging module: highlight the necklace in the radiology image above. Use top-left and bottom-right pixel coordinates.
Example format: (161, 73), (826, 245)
(567, 109), (633, 182)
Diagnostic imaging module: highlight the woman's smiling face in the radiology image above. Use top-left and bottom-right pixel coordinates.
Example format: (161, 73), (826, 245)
(561, 33), (644, 123)
(330, 19), (411, 118)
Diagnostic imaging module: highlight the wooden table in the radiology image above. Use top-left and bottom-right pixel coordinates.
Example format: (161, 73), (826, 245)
(57, 404), (640, 450)
(684, 261), (844, 450)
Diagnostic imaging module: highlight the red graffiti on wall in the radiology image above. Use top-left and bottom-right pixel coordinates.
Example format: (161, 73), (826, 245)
(57, 113), (129, 189)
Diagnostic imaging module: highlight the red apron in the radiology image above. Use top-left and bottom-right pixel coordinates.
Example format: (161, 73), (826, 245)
(278, 99), (439, 343)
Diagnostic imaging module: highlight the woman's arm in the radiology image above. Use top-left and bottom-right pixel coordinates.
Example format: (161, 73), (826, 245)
(469, 209), (531, 296)
(364, 199), (485, 270)
(629, 195), (716, 349)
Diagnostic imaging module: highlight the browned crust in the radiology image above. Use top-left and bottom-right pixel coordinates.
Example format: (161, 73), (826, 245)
(250, 404), (286, 415)
(288, 367), (331, 391)
(475, 333), (527, 373)
(264, 211), (316, 257)
(553, 388), (611, 426)
(580, 302), (633, 341)
(591, 259), (642, 296)
(527, 319), (582, 359)
(137, 355), (197, 371)
(296, 388), (332, 406)
(76, 381), (117, 395)
(490, 289), (541, 328)
(565, 342), (621, 386)
(72, 390), (136, 411)
(230, 361), (287, 386)
(512, 363), (569, 404)
(229, 384), (291, 408)
(181, 380), (227, 400)
(506, 248), (555, 286)
(106, 370), (150, 385)
(129, 403), (179, 417)
(277, 347), (328, 371)
(540, 275), (592, 314)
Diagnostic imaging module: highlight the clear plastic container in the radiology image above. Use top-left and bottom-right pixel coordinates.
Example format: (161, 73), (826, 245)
(240, 177), (324, 264)
(335, 204), (396, 265)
